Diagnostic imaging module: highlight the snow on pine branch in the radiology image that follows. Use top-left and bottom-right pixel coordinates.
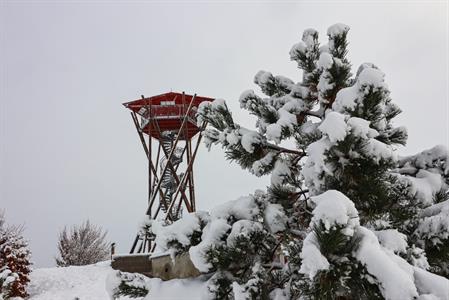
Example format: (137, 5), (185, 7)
(186, 23), (449, 299)
(398, 145), (449, 177)
(303, 65), (401, 195)
(300, 190), (449, 300)
(147, 191), (287, 274)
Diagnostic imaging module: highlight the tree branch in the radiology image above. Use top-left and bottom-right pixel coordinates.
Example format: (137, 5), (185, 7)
(264, 143), (306, 156)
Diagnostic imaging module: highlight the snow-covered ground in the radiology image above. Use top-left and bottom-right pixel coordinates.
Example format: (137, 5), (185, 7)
(27, 261), (207, 300)
(28, 262), (112, 300)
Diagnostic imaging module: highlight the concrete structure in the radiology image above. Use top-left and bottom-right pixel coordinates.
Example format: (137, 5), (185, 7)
(111, 254), (152, 277)
(111, 252), (201, 281)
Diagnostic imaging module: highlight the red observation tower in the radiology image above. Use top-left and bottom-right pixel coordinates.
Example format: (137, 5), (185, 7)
(123, 92), (214, 253)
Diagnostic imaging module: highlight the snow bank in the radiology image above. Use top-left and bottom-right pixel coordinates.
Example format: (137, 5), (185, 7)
(28, 262), (209, 300)
(145, 277), (208, 300)
(28, 262), (113, 300)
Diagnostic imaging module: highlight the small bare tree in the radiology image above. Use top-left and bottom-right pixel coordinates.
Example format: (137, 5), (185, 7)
(56, 220), (109, 267)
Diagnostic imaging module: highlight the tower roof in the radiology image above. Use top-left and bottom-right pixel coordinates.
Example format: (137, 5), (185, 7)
(122, 92), (214, 113)
(123, 92), (214, 140)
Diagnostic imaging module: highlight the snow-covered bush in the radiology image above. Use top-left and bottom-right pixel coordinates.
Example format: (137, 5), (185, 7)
(106, 270), (150, 299)
(0, 212), (32, 299)
(146, 24), (449, 299)
(55, 220), (109, 267)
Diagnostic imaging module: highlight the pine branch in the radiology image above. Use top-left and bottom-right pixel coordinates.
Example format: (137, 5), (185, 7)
(263, 143), (306, 156)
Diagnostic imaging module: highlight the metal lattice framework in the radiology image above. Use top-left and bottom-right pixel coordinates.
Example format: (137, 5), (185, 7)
(123, 92), (213, 253)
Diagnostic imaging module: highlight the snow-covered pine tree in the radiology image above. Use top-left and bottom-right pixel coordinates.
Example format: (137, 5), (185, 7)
(0, 213), (32, 299)
(146, 24), (449, 299)
(55, 220), (109, 267)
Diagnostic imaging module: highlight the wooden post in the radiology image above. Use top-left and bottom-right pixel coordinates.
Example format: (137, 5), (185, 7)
(146, 97), (152, 211)
(111, 242), (116, 260)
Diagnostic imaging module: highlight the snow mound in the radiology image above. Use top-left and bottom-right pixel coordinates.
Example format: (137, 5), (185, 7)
(28, 262), (113, 300)
(27, 262), (207, 300)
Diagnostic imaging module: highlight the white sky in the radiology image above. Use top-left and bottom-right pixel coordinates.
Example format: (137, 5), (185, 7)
(1, 0), (448, 267)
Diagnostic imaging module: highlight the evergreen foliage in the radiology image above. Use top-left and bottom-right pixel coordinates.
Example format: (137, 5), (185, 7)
(107, 271), (150, 299)
(146, 24), (449, 299)
(0, 212), (32, 299)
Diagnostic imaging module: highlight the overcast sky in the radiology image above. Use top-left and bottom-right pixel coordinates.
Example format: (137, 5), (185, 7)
(1, 0), (448, 267)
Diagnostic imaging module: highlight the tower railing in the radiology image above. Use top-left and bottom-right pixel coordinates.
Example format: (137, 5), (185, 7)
(146, 104), (197, 120)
